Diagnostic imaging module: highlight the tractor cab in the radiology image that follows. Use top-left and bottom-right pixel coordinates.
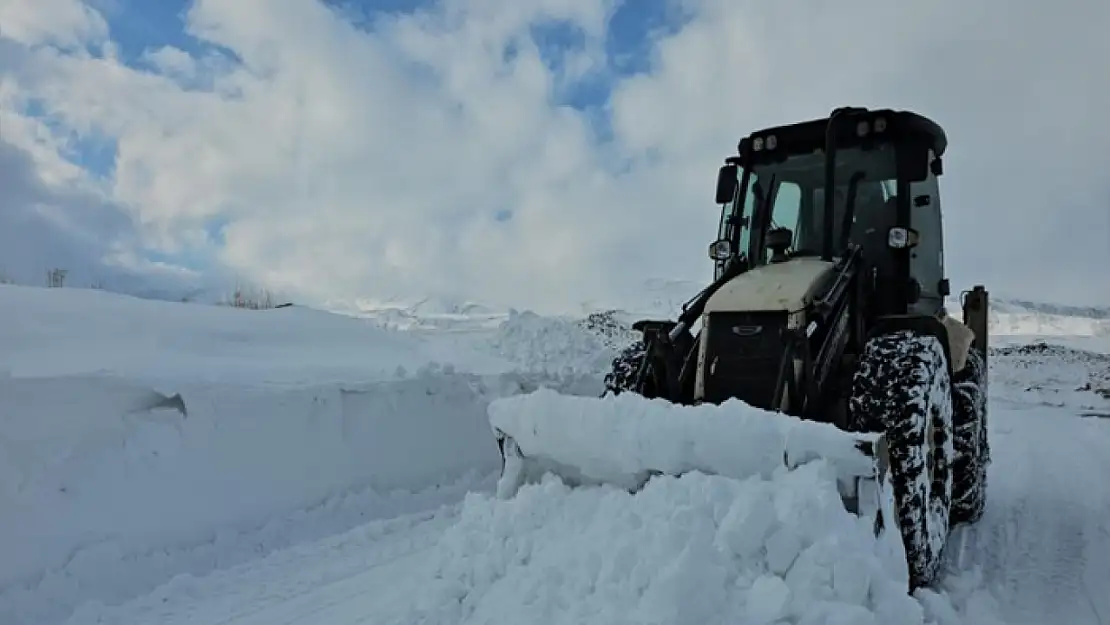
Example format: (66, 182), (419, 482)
(711, 108), (949, 318)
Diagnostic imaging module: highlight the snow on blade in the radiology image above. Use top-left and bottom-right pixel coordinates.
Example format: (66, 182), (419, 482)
(488, 388), (881, 498)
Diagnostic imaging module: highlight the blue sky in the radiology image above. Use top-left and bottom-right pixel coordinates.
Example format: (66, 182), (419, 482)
(2, 0), (1108, 309)
(24, 0), (655, 281)
(28, 0), (688, 281)
(80, 0), (674, 157)
(71, 0), (681, 176)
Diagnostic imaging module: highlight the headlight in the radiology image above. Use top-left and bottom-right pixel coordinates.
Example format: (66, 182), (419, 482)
(708, 239), (733, 260)
(887, 227), (920, 249)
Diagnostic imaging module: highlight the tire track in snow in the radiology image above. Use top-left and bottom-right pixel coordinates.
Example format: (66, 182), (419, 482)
(61, 505), (462, 625)
(950, 402), (1110, 625)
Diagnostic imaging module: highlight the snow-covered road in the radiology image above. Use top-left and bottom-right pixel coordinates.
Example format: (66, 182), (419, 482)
(64, 506), (462, 625)
(56, 345), (1110, 625)
(2, 286), (1108, 625)
(948, 403), (1110, 625)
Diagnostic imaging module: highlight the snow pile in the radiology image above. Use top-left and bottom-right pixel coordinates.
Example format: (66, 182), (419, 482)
(466, 389), (1006, 624)
(489, 389), (880, 495)
(411, 467), (998, 625)
(487, 310), (635, 374)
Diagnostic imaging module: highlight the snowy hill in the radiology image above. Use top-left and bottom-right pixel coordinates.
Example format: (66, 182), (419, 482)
(0, 284), (1107, 625)
(980, 299), (1110, 337)
(993, 299), (1110, 320)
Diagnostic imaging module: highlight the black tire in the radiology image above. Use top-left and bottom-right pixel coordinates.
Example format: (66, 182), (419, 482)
(951, 347), (989, 524)
(849, 330), (954, 590)
(603, 339), (650, 396)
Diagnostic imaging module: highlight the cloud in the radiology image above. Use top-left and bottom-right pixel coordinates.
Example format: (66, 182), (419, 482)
(0, 125), (205, 294)
(0, 0), (108, 48)
(1, 0), (1108, 311)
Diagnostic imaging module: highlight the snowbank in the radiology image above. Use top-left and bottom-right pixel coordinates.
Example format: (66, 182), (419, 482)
(0, 368), (509, 614)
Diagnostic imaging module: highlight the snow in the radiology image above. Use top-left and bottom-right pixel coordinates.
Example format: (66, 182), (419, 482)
(56, 464), (993, 625)
(0, 284), (501, 385)
(945, 340), (1110, 625)
(0, 285), (596, 625)
(987, 309), (1110, 338)
(489, 389), (881, 495)
(0, 370), (505, 604)
(424, 465), (926, 625)
(482, 309), (639, 376)
(2, 283), (1109, 625)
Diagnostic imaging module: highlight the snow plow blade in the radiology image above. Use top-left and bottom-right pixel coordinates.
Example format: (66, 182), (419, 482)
(490, 389), (896, 532)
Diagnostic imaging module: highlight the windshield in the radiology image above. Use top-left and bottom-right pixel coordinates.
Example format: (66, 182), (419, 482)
(719, 144), (900, 266)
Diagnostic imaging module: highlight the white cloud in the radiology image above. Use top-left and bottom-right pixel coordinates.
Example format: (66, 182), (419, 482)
(1, 0), (1108, 311)
(0, 0), (108, 48)
(0, 118), (206, 294)
(141, 46), (197, 79)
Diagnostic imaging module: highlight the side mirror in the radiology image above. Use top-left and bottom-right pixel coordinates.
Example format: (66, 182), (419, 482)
(708, 239), (733, 261)
(715, 164), (738, 204)
(930, 156), (943, 176)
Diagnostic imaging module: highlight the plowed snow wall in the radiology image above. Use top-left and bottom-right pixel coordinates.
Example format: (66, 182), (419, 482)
(0, 369), (573, 593)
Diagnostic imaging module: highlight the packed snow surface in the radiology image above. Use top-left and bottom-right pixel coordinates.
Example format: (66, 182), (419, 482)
(2, 284), (1109, 624)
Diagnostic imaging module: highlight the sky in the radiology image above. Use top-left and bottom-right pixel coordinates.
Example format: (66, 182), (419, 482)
(1, 0), (1108, 312)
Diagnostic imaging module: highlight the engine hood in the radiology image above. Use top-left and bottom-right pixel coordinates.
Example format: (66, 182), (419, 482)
(704, 257), (837, 314)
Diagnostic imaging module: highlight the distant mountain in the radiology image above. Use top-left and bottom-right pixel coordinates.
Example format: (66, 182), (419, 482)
(604, 277), (1110, 337)
(954, 299), (1110, 337)
(991, 299), (1110, 320)
(38, 269), (1108, 337)
(326, 294), (498, 318)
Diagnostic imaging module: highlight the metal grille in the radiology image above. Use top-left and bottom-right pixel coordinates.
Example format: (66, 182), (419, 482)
(702, 311), (789, 408)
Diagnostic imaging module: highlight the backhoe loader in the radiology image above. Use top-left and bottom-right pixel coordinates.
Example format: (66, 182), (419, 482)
(493, 107), (991, 591)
